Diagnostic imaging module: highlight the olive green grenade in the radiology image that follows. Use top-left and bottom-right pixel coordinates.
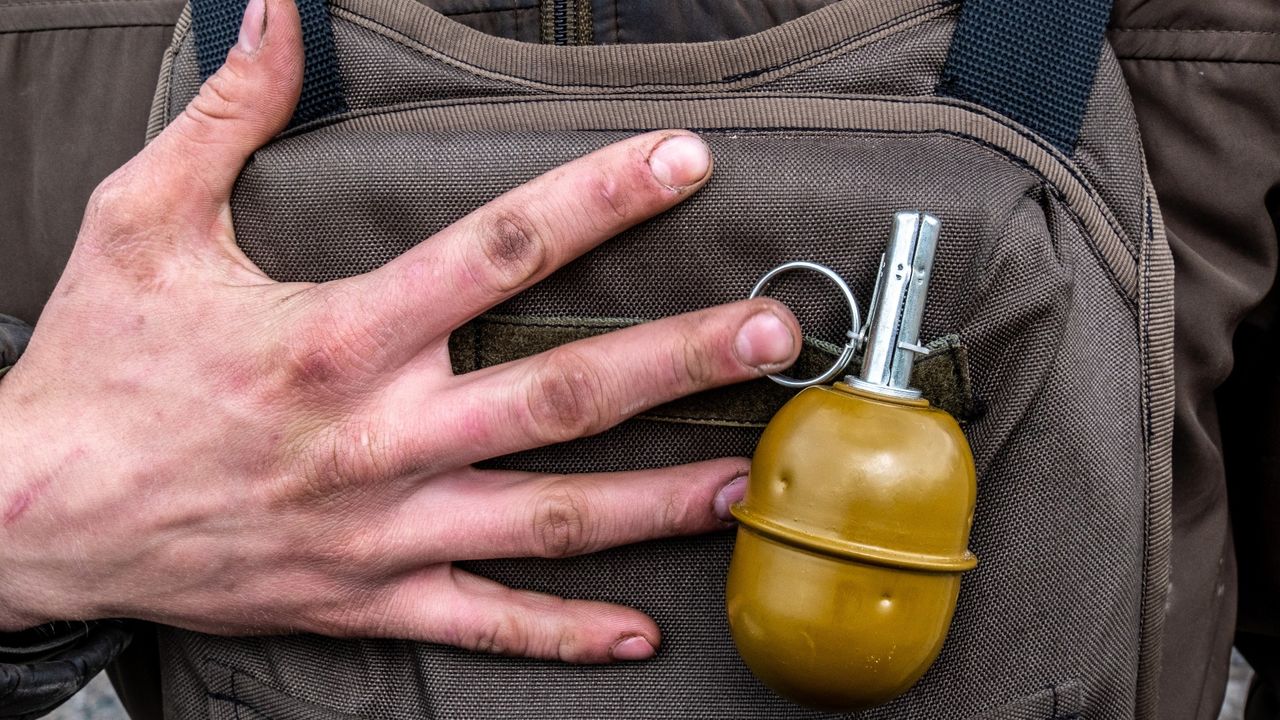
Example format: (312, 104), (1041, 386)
(726, 212), (978, 711)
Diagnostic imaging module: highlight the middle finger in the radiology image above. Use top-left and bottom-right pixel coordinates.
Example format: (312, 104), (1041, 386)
(386, 297), (799, 470)
(332, 131), (716, 369)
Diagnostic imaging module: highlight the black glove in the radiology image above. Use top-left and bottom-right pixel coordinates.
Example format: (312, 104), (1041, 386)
(0, 315), (32, 374)
(0, 621), (134, 719)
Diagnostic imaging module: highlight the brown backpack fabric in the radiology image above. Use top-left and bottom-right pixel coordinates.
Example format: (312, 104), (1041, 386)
(145, 0), (1174, 716)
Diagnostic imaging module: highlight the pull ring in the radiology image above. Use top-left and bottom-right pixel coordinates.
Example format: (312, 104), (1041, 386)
(748, 261), (862, 389)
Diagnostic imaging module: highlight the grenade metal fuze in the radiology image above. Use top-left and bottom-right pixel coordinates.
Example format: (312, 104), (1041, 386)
(726, 212), (978, 711)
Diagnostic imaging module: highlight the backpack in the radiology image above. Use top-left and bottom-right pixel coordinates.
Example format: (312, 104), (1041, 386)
(146, 0), (1174, 716)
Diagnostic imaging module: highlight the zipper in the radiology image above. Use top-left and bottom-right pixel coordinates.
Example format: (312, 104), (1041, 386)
(541, 0), (592, 45)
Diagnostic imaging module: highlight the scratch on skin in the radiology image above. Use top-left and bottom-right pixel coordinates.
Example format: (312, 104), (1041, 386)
(3, 473), (53, 528)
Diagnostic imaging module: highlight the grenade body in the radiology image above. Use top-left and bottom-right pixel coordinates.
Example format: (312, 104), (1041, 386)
(727, 382), (977, 711)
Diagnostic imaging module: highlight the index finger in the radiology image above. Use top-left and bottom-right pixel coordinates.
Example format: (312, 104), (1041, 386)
(337, 131), (713, 368)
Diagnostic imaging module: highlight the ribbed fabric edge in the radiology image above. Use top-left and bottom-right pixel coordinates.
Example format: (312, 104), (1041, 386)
(146, 3), (191, 143)
(1134, 173), (1175, 720)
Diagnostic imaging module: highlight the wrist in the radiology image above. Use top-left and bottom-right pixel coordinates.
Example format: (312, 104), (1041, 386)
(0, 449), (50, 631)
(0, 429), (45, 632)
(0, 315), (57, 631)
(0, 401), (103, 633)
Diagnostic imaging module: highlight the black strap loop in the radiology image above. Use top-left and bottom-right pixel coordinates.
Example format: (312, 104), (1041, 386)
(189, 0), (344, 126)
(939, 0), (1114, 154)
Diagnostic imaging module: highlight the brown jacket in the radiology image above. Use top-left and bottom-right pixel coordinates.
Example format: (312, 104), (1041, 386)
(1, 0), (1277, 717)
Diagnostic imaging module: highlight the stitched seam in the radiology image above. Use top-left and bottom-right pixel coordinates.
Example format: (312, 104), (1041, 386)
(230, 667), (241, 720)
(0, 22), (171, 33)
(329, 1), (952, 92)
(205, 662), (363, 720)
(1111, 27), (1280, 36)
(443, 4), (537, 17)
(0, 0), (161, 6)
(164, 16), (184, 124)
(1139, 196), (1153, 713)
(1114, 56), (1280, 65)
(719, 7), (944, 83)
(1033, 177), (1139, 314)
(478, 319), (636, 330)
(636, 413), (768, 428)
(1136, 194), (1158, 717)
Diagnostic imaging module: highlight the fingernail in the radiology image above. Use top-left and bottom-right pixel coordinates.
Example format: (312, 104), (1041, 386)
(648, 135), (711, 189)
(714, 475), (747, 523)
(734, 311), (795, 369)
(237, 0), (267, 54)
(610, 635), (656, 661)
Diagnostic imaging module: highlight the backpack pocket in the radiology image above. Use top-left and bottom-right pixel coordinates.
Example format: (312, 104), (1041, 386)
(170, 97), (1164, 718)
(151, 0), (1172, 714)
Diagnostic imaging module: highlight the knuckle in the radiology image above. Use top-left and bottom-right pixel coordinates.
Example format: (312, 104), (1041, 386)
(325, 418), (396, 486)
(469, 613), (528, 657)
(292, 435), (356, 501)
(284, 289), (383, 389)
(523, 350), (610, 443)
(467, 211), (547, 295)
(554, 630), (578, 664)
(584, 169), (633, 223)
(286, 342), (346, 388)
(529, 479), (596, 558)
(658, 487), (695, 537)
(85, 173), (130, 220)
(186, 68), (244, 128)
(313, 582), (391, 637)
(671, 330), (718, 389)
(84, 170), (149, 236)
(319, 524), (398, 585)
(269, 417), (380, 505)
(81, 168), (176, 276)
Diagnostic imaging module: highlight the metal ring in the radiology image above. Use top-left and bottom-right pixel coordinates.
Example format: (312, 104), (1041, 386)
(748, 261), (862, 389)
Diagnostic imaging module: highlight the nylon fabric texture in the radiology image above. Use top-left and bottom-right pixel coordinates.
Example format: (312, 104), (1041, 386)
(148, 0), (1173, 717)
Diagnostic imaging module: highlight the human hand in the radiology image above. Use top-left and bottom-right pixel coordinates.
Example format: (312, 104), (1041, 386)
(0, 0), (800, 663)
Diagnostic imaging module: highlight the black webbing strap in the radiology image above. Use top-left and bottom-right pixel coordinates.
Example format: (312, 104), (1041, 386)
(190, 0), (344, 125)
(939, 0), (1113, 154)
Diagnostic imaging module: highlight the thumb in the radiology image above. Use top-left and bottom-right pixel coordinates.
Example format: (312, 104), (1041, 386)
(149, 0), (304, 202)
